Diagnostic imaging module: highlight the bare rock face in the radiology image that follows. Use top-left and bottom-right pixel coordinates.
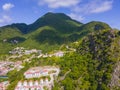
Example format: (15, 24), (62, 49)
(109, 62), (120, 89)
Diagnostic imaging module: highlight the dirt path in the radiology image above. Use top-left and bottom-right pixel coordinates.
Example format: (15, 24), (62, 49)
(58, 69), (71, 82)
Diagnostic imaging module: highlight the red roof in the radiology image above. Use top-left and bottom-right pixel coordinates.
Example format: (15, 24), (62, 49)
(26, 72), (33, 74)
(43, 69), (48, 72)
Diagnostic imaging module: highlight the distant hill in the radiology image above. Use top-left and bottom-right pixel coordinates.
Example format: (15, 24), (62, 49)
(0, 12), (111, 54)
(28, 12), (82, 33)
(5, 12), (82, 34)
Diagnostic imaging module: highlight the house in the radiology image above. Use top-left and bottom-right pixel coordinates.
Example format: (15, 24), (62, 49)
(35, 81), (39, 86)
(23, 81), (27, 86)
(15, 79), (48, 90)
(29, 80), (33, 87)
(18, 81), (22, 87)
(45, 78), (49, 84)
(24, 66), (60, 79)
(40, 79), (44, 84)
(53, 51), (64, 57)
(24, 67), (49, 79)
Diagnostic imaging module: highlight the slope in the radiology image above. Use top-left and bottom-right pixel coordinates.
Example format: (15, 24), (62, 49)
(77, 29), (120, 89)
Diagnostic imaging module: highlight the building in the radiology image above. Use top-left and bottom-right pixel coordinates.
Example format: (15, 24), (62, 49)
(24, 66), (59, 79)
(18, 66), (60, 90)
(9, 47), (42, 55)
(15, 79), (52, 90)
(53, 51), (64, 57)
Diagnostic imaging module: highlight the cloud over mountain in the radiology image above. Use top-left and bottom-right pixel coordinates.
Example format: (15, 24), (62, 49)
(72, 0), (113, 14)
(0, 15), (12, 24)
(37, 0), (113, 21)
(38, 0), (81, 8)
(69, 0), (113, 21)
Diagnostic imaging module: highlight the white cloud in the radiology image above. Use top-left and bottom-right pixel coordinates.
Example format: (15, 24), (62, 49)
(38, 0), (81, 8)
(91, 0), (113, 13)
(69, 13), (84, 21)
(68, 0), (113, 22)
(0, 3), (14, 26)
(2, 3), (14, 11)
(0, 15), (12, 24)
(72, 0), (113, 14)
(38, 0), (113, 13)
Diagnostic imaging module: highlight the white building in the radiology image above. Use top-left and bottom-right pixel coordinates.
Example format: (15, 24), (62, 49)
(24, 67), (56, 79)
(15, 79), (51, 90)
(19, 66), (60, 90)
(35, 81), (39, 86)
(18, 81), (22, 87)
(53, 51), (64, 57)
(40, 79), (44, 84)
(29, 80), (33, 87)
(9, 47), (42, 55)
(23, 81), (27, 86)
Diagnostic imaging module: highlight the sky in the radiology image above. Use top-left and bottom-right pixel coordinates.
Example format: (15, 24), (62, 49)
(0, 0), (120, 29)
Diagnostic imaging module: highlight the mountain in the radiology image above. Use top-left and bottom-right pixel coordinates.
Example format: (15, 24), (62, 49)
(28, 12), (82, 33)
(0, 12), (111, 54)
(5, 12), (82, 34)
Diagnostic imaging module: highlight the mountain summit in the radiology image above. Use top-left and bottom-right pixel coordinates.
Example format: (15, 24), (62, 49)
(28, 12), (82, 33)
(5, 12), (82, 34)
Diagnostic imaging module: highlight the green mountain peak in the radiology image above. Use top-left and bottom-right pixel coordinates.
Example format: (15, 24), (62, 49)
(0, 12), (112, 54)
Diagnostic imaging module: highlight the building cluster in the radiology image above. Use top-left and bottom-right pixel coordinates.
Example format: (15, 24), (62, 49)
(9, 47), (64, 59)
(51, 51), (64, 57)
(15, 66), (60, 90)
(0, 61), (24, 76)
(38, 51), (64, 58)
(0, 81), (9, 90)
(15, 78), (52, 90)
(9, 47), (42, 55)
(24, 66), (59, 79)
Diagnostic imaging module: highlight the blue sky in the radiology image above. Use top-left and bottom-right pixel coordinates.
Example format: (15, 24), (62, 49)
(0, 0), (120, 29)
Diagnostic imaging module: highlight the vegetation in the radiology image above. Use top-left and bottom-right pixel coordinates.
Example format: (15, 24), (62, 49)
(0, 12), (119, 90)
(0, 13), (111, 54)
(6, 28), (120, 89)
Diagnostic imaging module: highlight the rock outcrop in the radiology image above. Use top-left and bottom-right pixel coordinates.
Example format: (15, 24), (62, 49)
(109, 62), (120, 90)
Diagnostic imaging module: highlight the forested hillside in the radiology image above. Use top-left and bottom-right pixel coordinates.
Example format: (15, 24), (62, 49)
(0, 12), (111, 54)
